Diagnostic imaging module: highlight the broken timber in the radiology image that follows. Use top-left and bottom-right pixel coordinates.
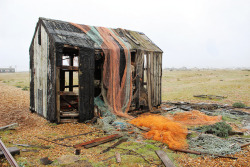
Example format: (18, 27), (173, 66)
(74, 134), (122, 149)
(173, 149), (238, 159)
(241, 143), (250, 148)
(155, 150), (176, 167)
(100, 138), (128, 154)
(0, 123), (18, 131)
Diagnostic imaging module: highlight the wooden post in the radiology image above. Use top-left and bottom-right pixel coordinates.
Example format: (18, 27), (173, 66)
(115, 152), (121, 163)
(69, 56), (74, 91)
(56, 67), (60, 123)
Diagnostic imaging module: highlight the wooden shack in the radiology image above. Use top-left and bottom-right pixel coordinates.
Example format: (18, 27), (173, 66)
(29, 17), (163, 123)
(0, 67), (15, 73)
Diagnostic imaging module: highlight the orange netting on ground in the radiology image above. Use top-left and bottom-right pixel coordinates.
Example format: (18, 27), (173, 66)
(171, 110), (222, 126)
(130, 115), (188, 149)
(71, 23), (132, 118)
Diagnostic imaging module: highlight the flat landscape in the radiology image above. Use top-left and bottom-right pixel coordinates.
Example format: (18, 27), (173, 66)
(0, 70), (249, 167)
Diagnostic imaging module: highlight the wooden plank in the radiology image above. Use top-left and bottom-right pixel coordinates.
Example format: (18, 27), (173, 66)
(60, 112), (79, 117)
(60, 119), (78, 123)
(78, 48), (95, 122)
(100, 138), (128, 154)
(115, 152), (121, 163)
(241, 143), (250, 148)
(59, 91), (79, 96)
(60, 66), (78, 71)
(56, 68), (60, 123)
(155, 150), (176, 167)
(0, 123), (18, 131)
(147, 53), (152, 110)
(63, 44), (79, 50)
(0, 147), (20, 157)
(69, 56), (74, 91)
(74, 134), (122, 148)
(64, 85), (79, 88)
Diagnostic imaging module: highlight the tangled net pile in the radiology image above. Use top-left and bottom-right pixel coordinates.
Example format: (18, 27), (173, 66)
(189, 134), (241, 155)
(71, 23), (132, 118)
(130, 115), (188, 149)
(172, 110), (222, 126)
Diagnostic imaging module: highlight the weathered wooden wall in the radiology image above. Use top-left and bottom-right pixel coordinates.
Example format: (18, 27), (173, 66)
(32, 24), (49, 117)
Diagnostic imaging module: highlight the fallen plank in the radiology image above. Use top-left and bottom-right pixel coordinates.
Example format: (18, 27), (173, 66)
(173, 149), (237, 159)
(229, 131), (244, 136)
(0, 123), (18, 131)
(155, 150), (176, 167)
(13, 143), (50, 149)
(100, 138), (128, 154)
(0, 147), (20, 157)
(115, 152), (121, 163)
(74, 134), (122, 149)
(241, 142), (250, 148)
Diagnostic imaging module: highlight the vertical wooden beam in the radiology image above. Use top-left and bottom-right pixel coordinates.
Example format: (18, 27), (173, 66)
(69, 56), (74, 91)
(159, 54), (162, 104)
(56, 67), (60, 123)
(60, 70), (65, 91)
(78, 48), (95, 122)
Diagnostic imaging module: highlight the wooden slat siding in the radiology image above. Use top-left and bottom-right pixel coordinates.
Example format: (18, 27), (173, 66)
(154, 52), (157, 106)
(155, 53), (158, 105)
(150, 52), (154, 107)
(29, 42), (35, 112)
(47, 41), (57, 122)
(157, 53), (160, 105)
(78, 48), (95, 122)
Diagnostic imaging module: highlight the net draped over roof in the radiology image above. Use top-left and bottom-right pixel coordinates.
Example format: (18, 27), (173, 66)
(38, 17), (162, 117)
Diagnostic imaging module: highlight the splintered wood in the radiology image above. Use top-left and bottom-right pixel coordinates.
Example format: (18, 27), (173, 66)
(74, 134), (122, 149)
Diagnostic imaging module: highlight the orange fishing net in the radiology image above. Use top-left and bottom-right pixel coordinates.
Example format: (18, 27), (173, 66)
(130, 115), (188, 149)
(171, 110), (222, 126)
(70, 23), (132, 118)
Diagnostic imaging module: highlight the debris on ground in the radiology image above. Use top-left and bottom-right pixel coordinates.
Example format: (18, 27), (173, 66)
(188, 134), (241, 155)
(0, 123), (18, 131)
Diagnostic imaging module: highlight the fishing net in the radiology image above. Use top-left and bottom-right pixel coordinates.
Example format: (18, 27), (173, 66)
(130, 114), (188, 149)
(171, 110), (222, 126)
(71, 23), (132, 118)
(94, 97), (116, 132)
(189, 134), (241, 155)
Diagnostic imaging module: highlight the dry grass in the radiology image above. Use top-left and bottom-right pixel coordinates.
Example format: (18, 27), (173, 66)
(162, 69), (250, 106)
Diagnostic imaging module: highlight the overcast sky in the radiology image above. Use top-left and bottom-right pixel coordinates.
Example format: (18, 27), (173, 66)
(0, 0), (249, 71)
